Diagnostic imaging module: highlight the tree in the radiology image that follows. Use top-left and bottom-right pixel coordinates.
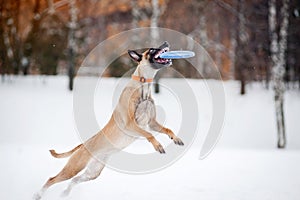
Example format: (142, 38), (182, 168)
(151, 0), (161, 93)
(68, 0), (78, 91)
(32, 13), (67, 75)
(0, 0), (21, 77)
(269, 0), (290, 148)
(23, 0), (42, 75)
(235, 0), (248, 95)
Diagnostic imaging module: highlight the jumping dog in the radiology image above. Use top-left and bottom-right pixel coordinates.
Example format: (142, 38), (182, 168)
(34, 41), (184, 199)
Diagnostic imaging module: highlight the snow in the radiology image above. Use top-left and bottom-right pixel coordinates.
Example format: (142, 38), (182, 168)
(0, 76), (300, 200)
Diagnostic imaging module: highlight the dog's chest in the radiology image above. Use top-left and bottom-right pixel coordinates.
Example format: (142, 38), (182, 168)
(134, 98), (155, 126)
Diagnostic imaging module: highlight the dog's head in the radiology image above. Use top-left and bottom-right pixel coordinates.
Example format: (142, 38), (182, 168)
(128, 41), (172, 69)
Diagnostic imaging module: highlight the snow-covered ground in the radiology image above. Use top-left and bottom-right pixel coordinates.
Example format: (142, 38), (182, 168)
(0, 76), (299, 200)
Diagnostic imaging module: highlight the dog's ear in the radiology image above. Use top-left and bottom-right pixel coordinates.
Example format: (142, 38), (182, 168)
(128, 50), (142, 62)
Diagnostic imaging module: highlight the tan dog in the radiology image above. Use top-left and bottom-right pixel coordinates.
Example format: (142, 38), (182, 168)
(34, 41), (184, 199)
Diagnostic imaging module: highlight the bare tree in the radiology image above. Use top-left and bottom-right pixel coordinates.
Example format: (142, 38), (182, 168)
(235, 0), (248, 95)
(150, 0), (160, 42)
(23, 0), (42, 75)
(195, 1), (213, 77)
(198, 13), (209, 77)
(151, 0), (164, 93)
(130, 0), (140, 29)
(214, 19), (222, 75)
(2, 5), (15, 74)
(0, 0), (21, 77)
(229, 1), (237, 80)
(269, 0), (290, 148)
(68, 0), (78, 91)
(130, 0), (148, 44)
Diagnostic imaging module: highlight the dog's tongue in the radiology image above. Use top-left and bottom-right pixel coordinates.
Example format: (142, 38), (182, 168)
(156, 58), (169, 64)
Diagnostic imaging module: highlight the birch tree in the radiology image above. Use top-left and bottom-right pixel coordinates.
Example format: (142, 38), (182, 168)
(269, 0), (290, 148)
(214, 20), (222, 75)
(130, 0), (140, 29)
(151, 0), (159, 42)
(199, 14), (208, 77)
(23, 0), (41, 75)
(213, 0), (244, 80)
(130, 0), (147, 44)
(0, 0), (21, 76)
(2, 10), (15, 74)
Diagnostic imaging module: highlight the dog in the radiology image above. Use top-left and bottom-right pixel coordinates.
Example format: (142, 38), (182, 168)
(34, 41), (184, 199)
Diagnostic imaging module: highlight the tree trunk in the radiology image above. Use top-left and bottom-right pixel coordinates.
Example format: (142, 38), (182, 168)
(68, 48), (74, 91)
(2, 1), (16, 74)
(235, 0), (247, 95)
(68, 0), (78, 91)
(23, 0), (41, 75)
(269, 0), (289, 148)
(151, 0), (162, 93)
(151, 0), (160, 42)
(154, 75), (160, 93)
(198, 14), (208, 77)
(0, 0), (7, 78)
(130, 0), (144, 45)
(215, 21), (222, 76)
(229, 28), (236, 80)
(131, 0), (139, 29)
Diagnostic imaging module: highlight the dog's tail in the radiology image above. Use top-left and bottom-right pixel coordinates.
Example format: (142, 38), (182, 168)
(49, 144), (83, 158)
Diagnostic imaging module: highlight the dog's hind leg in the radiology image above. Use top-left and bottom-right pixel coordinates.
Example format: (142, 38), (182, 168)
(62, 156), (108, 197)
(34, 148), (91, 199)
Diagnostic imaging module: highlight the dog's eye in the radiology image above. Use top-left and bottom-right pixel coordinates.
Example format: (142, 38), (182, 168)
(149, 48), (155, 53)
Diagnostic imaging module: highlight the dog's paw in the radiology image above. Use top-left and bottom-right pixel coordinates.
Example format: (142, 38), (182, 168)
(155, 143), (166, 154)
(173, 137), (184, 146)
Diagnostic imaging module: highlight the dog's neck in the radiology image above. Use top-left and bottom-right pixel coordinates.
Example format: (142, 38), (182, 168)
(133, 62), (158, 80)
(132, 63), (158, 100)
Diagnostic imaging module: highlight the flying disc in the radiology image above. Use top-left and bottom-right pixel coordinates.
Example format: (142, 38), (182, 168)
(160, 51), (195, 59)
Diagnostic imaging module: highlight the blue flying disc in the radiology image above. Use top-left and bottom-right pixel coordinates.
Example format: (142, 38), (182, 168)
(160, 51), (195, 59)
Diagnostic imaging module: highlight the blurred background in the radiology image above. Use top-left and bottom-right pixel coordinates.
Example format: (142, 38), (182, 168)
(0, 0), (299, 90)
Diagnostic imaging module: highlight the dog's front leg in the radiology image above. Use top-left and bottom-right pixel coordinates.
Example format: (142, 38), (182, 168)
(149, 119), (184, 146)
(127, 122), (165, 154)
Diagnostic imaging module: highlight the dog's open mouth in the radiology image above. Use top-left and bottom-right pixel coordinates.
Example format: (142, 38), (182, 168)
(154, 47), (171, 65)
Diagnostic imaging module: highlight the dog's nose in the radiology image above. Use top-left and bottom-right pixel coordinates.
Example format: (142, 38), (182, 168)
(163, 41), (169, 46)
(159, 41), (170, 49)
